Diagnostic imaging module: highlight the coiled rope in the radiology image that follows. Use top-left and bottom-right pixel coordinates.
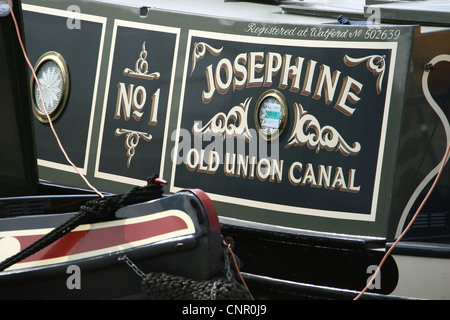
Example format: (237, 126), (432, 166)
(119, 243), (253, 300)
(141, 272), (252, 300)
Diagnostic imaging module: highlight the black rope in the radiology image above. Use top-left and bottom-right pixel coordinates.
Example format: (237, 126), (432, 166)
(141, 272), (253, 300)
(0, 174), (164, 272)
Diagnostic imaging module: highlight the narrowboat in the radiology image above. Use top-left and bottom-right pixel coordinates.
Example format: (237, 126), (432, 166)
(1, 0), (450, 299)
(0, 0), (250, 300)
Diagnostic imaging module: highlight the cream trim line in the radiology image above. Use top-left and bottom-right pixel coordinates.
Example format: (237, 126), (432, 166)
(0, 209), (196, 271)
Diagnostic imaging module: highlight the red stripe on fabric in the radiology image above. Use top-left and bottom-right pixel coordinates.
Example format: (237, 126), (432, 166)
(189, 189), (220, 232)
(15, 215), (189, 263)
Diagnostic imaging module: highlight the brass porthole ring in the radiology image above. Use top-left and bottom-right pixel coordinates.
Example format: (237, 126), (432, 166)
(30, 51), (69, 123)
(254, 89), (288, 141)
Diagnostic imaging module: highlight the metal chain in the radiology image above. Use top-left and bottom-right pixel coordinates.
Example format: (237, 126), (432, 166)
(210, 281), (218, 300)
(118, 255), (146, 279)
(223, 245), (233, 282)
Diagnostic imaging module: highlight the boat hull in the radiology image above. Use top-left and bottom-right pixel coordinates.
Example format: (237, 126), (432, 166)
(11, 0), (450, 299)
(0, 189), (225, 299)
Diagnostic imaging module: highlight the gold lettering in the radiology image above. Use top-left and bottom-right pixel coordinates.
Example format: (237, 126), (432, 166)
(312, 65), (341, 104)
(264, 52), (282, 87)
(334, 76), (363, 116)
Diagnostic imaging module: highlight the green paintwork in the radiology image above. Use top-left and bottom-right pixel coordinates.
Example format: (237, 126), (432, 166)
(20, 0), (450, 239)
